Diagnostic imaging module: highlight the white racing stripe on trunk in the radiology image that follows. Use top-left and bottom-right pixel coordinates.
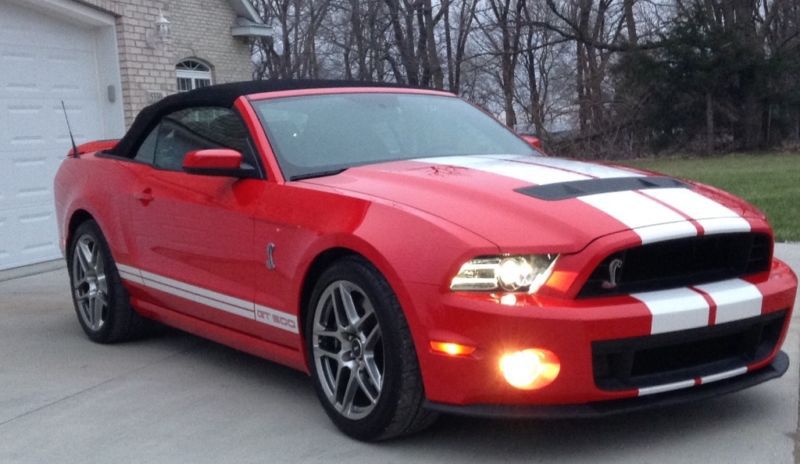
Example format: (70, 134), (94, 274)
(497, 154), (644, 179)
(631, 287), (710, 334)
(642, 188), (751, 233)
(414, 156), (590, 185)
(578, 191), (698, 244)
(638, 379), (696, 396)
(116, 263), (298, 333)
(700, 366), (748, 384)
(694, 279), (763, 324)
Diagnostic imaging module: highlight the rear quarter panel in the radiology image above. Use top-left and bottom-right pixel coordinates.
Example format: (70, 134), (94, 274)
(54, 154), (140, 265)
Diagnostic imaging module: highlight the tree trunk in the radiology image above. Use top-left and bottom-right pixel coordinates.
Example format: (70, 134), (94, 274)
(422, 0), (444, 89)
(623, 0), (638, 45)
(705, 91), (714, 153)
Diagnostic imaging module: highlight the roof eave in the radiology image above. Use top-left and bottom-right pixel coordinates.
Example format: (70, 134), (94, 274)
(226, 0), (263, 24)
(231, 23), (273, 38)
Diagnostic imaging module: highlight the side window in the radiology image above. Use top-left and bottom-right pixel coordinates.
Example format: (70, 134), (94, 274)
(134, 125), (158, 164)
(152, 107), (258, 172)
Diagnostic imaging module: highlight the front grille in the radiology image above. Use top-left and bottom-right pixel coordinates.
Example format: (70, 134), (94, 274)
(579, 233), (771, 298)
(592, 311), (785, 391)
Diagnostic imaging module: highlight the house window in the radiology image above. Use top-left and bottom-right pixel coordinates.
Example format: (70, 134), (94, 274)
(176, 59), (212, 92)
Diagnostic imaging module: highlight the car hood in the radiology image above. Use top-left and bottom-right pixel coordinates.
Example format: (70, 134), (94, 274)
(301, 154), (762, 253)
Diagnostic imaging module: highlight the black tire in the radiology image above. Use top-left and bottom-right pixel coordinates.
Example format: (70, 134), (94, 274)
(67, 220), (151, 343)
(305, 256), (438, 441)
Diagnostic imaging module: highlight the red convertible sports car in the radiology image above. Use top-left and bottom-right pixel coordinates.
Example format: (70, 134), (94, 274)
(54, 81), (797, 440)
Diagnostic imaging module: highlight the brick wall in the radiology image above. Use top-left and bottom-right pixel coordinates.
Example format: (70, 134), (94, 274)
(78, 0), (254, 126)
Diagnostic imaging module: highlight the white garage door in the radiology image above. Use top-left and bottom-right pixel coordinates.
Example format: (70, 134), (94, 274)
(0, 2), (117, 270)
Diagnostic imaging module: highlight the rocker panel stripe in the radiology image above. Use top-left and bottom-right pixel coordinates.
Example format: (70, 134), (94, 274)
(116, 263), (299, 334)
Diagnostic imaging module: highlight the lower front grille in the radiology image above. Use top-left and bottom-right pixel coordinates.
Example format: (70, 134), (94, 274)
(592, 311), (786, 391)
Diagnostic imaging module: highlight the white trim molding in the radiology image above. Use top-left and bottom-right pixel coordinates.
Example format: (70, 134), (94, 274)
(231, 17), (273, 38)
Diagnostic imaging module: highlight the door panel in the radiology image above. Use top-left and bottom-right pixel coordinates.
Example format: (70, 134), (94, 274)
(130, 169), (263, 335)
(124, 106), (265, 335)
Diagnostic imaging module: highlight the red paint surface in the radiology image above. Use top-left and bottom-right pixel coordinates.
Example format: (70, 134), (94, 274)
(52, 87), (798, 407)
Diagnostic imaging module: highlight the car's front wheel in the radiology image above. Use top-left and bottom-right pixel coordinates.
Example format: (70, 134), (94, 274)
(68, 220), (150, 343)
(306, 256), (437, 440)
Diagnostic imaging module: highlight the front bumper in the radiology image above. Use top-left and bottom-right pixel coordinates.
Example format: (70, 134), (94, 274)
(408, 259), (797, 408)
(425, 351), (789, 418)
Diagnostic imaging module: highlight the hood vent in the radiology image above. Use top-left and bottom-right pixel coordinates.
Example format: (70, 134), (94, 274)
(516, 176), (687, 201)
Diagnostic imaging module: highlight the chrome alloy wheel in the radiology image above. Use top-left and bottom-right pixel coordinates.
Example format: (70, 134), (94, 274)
(71, 234), (108, 332)
(312, 280), (384, 420)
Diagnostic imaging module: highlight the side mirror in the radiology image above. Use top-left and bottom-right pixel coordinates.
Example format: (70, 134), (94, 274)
(182, 149), (257, 178)
(520, 135), (542, 149)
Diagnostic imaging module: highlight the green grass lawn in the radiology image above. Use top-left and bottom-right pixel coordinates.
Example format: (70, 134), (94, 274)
(619, 153), (800, 242)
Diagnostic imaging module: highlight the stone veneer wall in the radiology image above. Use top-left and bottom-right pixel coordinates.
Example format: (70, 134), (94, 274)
(77, 0), (253, 126)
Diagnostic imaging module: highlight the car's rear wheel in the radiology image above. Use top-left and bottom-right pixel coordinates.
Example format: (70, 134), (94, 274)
(306, 256), (437, 441)
(68, 220), (150, 343)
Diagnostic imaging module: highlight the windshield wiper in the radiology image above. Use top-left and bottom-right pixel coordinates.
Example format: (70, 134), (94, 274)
(289, 168), (348, 181)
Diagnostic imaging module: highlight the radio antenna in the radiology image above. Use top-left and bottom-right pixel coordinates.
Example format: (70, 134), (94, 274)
(61, 100), (79, 158)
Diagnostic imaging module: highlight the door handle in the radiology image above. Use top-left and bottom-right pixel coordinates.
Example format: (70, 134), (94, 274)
(134, 188), (154, 205)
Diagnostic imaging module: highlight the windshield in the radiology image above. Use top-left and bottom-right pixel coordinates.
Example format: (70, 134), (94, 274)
(251, 93), (538, 180)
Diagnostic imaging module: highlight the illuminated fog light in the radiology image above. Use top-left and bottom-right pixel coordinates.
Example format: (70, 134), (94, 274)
(499, 293), (517, 305)
(499, 349), (560, 390)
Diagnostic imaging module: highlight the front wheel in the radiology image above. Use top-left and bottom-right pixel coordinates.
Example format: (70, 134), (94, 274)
(306, 256), (437, 441)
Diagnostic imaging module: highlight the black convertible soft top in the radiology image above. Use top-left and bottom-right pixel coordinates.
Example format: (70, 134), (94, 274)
(111, 79), (429, 157)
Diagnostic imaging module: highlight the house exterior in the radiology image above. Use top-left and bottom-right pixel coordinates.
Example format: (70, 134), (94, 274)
(0, 0), (270, 270)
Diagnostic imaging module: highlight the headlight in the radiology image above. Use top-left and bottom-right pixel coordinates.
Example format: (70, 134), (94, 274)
(450, 254), (558, 293)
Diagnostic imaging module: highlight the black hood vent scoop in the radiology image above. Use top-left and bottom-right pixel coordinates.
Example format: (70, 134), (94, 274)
(515, 176), (687, 201)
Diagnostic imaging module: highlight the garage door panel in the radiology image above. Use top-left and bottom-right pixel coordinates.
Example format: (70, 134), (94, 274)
(0, 100), (98, 145)
(0, 203), (60, 269)
(0, 145), (70, 201)
(0, 51), (99, 101)
(0, 4), (96, 49)
(0, 2), (105, 270)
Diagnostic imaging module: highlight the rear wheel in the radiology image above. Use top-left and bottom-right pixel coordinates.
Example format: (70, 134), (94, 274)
(306, 256), (437, 441)
(68, 220), (150, 343)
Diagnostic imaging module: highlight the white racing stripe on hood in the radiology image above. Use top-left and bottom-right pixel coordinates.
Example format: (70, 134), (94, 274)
(700, 217), (754, 235)
(411, 155), (750, 244)
(578, 191), (697, 243)
(642, 188), (751, 233)
(414, 156), (589, 185)
(493, 154), (644, 179)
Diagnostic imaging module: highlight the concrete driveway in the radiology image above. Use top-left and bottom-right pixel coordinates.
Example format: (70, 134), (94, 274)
(1, 245), (798, 463)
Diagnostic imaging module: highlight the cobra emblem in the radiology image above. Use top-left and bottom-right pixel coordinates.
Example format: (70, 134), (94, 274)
(602, 258), (624, 289)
